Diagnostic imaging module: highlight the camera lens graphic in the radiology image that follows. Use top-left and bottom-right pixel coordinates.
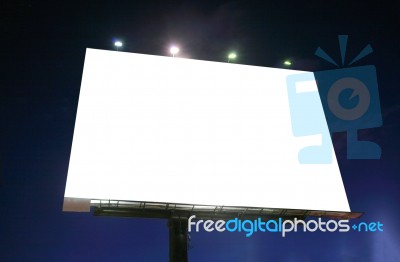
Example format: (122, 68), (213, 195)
(327, 77), (370, 121)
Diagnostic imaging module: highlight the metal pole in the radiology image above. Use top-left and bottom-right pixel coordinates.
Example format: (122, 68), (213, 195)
(168, 218), (188, 262)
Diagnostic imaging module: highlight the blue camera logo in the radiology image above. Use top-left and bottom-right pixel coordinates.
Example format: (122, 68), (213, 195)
(287, 35), (382, 163)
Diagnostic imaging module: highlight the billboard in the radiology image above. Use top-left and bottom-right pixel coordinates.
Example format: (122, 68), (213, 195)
(64, 48), (350, 213)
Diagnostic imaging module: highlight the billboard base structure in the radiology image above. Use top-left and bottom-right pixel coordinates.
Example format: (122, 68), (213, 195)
(91, 199), (363, 220)
(64, 198), (363, 262)
(64, 197), (362, 262)
(88, 199), (363, 262)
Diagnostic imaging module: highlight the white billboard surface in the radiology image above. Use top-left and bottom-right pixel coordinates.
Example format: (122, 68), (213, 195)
(64, 48), (350, 212)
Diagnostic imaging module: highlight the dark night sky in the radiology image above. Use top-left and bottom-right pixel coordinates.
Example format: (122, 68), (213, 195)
(1, 0), (400, 261)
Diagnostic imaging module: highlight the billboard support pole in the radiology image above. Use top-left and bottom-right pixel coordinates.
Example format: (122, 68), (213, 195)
(168, 217), (188, 262)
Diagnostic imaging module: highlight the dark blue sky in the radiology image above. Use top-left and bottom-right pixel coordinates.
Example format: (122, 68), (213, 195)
(1, 0), (400, 261)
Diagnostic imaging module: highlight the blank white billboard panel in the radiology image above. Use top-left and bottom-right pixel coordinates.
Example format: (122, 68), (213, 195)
(64, 48), (350, 212)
